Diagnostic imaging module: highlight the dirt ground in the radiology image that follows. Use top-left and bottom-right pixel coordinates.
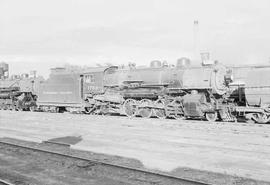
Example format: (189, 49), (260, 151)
(0, 139), (137, 185)
(0, 110), (270, 183)
(0, 138), (266, 185)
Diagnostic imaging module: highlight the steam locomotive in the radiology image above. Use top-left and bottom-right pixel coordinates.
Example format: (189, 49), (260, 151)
(0, 62), (44, 111)
(1, 59), (270, 124)
(34, 58), (234, 122)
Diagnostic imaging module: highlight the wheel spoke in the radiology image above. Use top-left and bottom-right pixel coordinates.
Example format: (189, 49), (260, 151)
(252, 113), (270, 124)
(138, 99), (153, 118)
(123, 99), (137, 118)
(206, 112), (217, 122)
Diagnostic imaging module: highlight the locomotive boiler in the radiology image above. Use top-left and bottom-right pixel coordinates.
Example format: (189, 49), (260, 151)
(99, 59), (188, 118)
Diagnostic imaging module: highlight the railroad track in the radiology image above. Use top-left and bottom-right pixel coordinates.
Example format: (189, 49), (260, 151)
(0, 140), (211, 185)
(0, 179), (14, 185)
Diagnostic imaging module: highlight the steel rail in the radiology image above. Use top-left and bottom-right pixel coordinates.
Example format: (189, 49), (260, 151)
(0, 140), (211, 185)
(0, 179), (14, 185)
(42, 140), (71, 147)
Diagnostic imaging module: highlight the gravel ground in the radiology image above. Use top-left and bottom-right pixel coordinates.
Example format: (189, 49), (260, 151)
(0, 138), (268, 185)
(0, 110), (270, 184)
(0, 138), (145, 185)
(0, 138), (195, 185)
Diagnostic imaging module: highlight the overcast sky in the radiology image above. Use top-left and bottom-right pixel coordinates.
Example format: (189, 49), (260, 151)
(1, 0), (270, 77)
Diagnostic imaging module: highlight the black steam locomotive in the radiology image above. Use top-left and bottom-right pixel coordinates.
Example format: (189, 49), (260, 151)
(0, 62), (43, 111)
(34, 58), (234, 122)
(1, 59), (270, 124)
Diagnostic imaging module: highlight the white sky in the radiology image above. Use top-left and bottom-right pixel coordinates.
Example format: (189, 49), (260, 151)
(1, 0), (270, 77)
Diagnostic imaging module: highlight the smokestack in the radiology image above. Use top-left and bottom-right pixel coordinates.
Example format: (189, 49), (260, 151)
(193, 20), (199, 61)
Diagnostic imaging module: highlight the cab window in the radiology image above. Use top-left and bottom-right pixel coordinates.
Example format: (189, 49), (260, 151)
(84, 74), (95, 83)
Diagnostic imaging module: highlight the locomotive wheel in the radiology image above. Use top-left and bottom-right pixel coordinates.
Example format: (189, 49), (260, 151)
(100, 105), (109, 115)
(84, 107), (93, 114)
(252, 113), (270, 124)
(153, 99), (166, 119)
(11, 105), (18, 111)
(7, 105), (12, 110)
(123, 99), (137, 118)
(17, 107), (24, 111)
(138, 99), (153, 118)
(29, 106), (36, 112)
(206, 112), (218, 122)
(42, 106), (49, 112)
(55, 107), (60, 113)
